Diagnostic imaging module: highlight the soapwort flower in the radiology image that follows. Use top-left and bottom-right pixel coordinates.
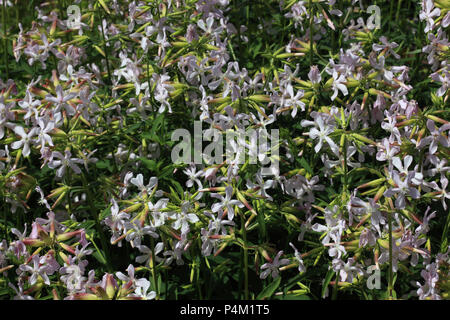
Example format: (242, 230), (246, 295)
(260, 251), (290, 279)
(47, 150), (84, 178)
(419, 0), (441, 33)
(384, 171), (421, 209)
(301, 116), (339, 155)
(11, 126), (38, 157)
(211, 186), (243, 221)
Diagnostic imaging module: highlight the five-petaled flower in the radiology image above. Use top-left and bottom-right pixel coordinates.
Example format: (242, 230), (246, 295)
(260, 251), (290, 279)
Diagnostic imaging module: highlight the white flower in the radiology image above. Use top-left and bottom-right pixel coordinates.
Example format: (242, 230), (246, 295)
(312, 206), (346, 245)
(171, 201), (199, 234)
(60, 262), (86, 293)
(384, 171), (420, 209)
(125, 220), (159, 248)
(197, 16), (219, 34)
(302, 116), (339, 155)
(130, 174), (158, 194)
(45, 85), (77, 116)
(211, 186), (243, 221)
(116, 264), (148, 290)
(18, 255), (50, 286)
(148, 199), (169, 227)
(183, 165), (203, 189)
(331, 71), (348, 101)
(332, 257), (364, 283)
(419, 0), (441, 33)
(133, 278), (156, 300)
(246, 171), (274, 201)
(36, 117), (55, 152)
(392, 155), (423, 185)
(11, 126), (38, 157)
(281, 84), (305, 118)
(135, 243), (164, 266)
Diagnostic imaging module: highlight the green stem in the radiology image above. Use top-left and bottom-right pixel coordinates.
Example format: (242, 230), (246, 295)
(86, 232), (108, 265)
(65, 170), (73, 215)
(81, 172), (112, 272)
(388, 210), (393, 299)
(309, 0), (313, 66)
(234, 0), (243, 64)
(147, 51), (153, 109)
(196, 257), (202, 300)
(441, 207), (450, 253)
(2, 197), (9, 242)
(331, 272), (338, 300)
(164, 268), (169, 299)
(241, 213), (249, 300)
(238, 242), (243, 298)
(150, 236), (160, 299)
(57, 0), (64, 20)
(98, 9), (112, 86)
(343, 135), (348, 193)
(395, 0), (402, 23)
(2, 0), (9, 80)
(388, 0), (394, 33)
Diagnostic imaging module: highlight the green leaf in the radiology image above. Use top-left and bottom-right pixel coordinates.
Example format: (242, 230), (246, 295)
(0, 288), (10, 297)
(255, 201), (267, 240)
(159, 165), (174, 181)
(78, 220), (96, 231)
(322, 269), (334, 298)
(126, 123), (142, 133)
(171, 179), (185, 197)
(278, 294), (311, 300)
(139, 157), (157, 171)
(92, 250), (107, 265)
(99, 207), (111, 220)
(169, 186), (181, 202)
(257, 276), (281, 300)
(298, 157), (313, 175)
(96, 160), (113, 172)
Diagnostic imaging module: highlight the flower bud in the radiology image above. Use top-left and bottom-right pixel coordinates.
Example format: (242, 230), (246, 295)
(248, 95), (271, 103)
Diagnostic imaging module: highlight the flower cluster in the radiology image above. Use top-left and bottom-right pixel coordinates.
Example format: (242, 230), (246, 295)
(0, 0), (449, 300)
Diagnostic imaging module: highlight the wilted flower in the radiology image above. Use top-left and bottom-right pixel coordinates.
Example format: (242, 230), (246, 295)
(308, 65), (321, 84)
(289, 242), (306, 273)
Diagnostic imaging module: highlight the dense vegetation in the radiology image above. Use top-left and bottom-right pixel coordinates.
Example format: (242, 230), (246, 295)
(0, 0), (449, 300)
